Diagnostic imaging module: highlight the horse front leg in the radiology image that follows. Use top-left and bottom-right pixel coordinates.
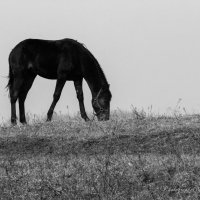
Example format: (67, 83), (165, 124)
(47, 79), (66, 121)
(74, 80), (90, 121)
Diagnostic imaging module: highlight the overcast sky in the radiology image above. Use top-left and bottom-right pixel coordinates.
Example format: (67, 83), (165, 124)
(0, 0), (200, 122)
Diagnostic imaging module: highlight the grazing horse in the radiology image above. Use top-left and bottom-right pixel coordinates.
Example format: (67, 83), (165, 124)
(7, 38), (112, 124)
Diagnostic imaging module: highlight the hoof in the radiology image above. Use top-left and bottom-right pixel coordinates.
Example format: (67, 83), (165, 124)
(84, 117), (90, 122)
(11, 119), (17, 126)
(20, 120), (27, 125)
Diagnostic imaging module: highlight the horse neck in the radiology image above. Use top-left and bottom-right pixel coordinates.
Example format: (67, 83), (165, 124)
(85, 70), (108, 99)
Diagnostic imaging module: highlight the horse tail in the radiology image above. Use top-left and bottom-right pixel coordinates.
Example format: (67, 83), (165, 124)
(6, 59), (13, 97)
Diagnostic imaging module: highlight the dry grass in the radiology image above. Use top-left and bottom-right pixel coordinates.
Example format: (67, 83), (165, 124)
(0, 110), (200, 199)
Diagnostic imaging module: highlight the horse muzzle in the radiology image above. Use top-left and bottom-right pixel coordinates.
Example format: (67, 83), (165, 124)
(97, 110), (110, 121)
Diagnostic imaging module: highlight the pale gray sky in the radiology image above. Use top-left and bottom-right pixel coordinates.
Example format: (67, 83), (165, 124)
(1, 0), (200, 121)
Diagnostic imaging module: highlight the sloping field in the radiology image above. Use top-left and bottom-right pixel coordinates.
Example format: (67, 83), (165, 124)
(0, 111), (200, 199)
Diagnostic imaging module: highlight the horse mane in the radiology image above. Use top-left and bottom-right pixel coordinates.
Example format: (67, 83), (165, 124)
(96, 63), (109, 88)
(82, 43), (109, 88)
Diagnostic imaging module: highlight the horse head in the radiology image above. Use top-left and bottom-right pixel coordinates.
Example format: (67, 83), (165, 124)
(92, 84), (112, 121)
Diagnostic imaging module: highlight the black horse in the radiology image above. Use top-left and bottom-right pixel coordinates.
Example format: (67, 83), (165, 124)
(7, 38), (112, 124)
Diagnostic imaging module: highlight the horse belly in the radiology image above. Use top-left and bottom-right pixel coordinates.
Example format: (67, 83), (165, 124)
(36, 64), (58, 79)
(35, 55), (59, 79)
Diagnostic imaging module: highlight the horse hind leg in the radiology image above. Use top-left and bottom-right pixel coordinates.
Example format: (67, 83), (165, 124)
(9, 75), (24, 125)
(18, 74), (36, 124)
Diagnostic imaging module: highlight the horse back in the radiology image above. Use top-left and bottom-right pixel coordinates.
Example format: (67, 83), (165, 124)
(9, 39), (86, 80)
(9, 38), (100, 82)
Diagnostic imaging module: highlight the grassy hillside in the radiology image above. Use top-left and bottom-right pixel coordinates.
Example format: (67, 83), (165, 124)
(0, 110), (200, 199)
